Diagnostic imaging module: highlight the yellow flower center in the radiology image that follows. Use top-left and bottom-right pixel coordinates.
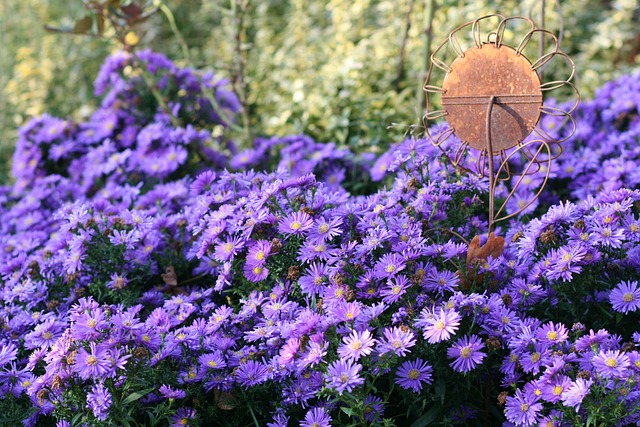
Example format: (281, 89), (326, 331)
(86, 355), (98, 366)
(290, 221), (301, 230)
(623, 292), (634, 303)
(553, 385), (563, 395)
(407, 368), (420, 380)
(434, 320), (445, 331)
(546, 331), (558, 341)
(605, 357), (618, 368)
(530, 352), (541, 363)
(460, 347), (472, 358)
(318, 224), (329, 233)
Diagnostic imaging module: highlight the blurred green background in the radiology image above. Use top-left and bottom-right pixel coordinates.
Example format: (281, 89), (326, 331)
(1, 0), (639, 182)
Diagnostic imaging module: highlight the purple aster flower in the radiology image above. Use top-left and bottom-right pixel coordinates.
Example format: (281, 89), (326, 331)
(298, 339), (328, 370)
(337, 329), (376, 361)
(243, 262), (269, 282)
(73, 342), (111, 380)
(213, 236), (244, 261)
(86, 383), (112, 421)
(0, 343), (18, 367)
(574, 328), (611, 351)
(159, 384), (186, 400)
(592, 349), (630, 379)
(395, 358), (433, 392)
(325, 359), (364, 394)
(380, 275), (410, 303)
(373, 253), (406, 279)
(378, 326), (416, 357)
(370, 149), (395, 181)
(504, 389), (543, 427)
(609, 280), (640, 314)
(266, 413), (290, 427)
(535, 321), (569, 345)
(246, 240), (272, 266)
(447, 335), (486, 373)
(301, 407), (331, 427)
(298, 240), (337, 262)
(541, 375), (572, 403)
(191, 170), (217, 195)
(520, 343), (551, 375)
(65, 245), (87, 274)
(363, 394), (385, 423)
(199, 352), (227, 370)
(298, 262), (328, 295)
(561, 378), (593, 412)
(417, 307), (461, 344)
(235, 360), (269, 386)
(307, 217), (343, 243)
(171, 407), (197, 427)
(107, 272), (129, 290)
(71, 308), (109, 340)
(451, 405), (478, 423)
(266, 413), (289, 427)
(424, 268), (459, 295)
(278, 337), (301, 366)
(278, 211), (313, 235)
(593, 224), (625, 247)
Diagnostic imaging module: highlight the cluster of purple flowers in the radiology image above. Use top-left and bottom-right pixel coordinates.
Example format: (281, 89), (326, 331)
(0, 50), (639, 427)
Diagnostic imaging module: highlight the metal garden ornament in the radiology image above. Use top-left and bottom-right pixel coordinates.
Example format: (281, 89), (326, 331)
(423, 15), (579, 235)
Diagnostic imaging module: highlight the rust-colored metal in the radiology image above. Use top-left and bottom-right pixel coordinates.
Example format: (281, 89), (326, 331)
(441, 43), (542, 152)
(423, 15), (579, 233)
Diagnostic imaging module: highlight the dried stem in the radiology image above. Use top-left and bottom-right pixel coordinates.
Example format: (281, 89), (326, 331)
(230, 0), (253, 145)
(421, 0), (436, 119)
(395, 0), (415, 92)
(159, 2), (244, 133)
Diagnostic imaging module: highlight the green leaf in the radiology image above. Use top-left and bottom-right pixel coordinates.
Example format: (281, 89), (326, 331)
(341, 407), (355, 417)
(121, 387), (155, 405)
(72, 16), (93, 34)
(71, 412), (83, 426)
(410, 406), (439, 427)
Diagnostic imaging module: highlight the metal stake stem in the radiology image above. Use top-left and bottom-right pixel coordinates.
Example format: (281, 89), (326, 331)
(486, 95), (496, 233)
(539, 0), (546, 80)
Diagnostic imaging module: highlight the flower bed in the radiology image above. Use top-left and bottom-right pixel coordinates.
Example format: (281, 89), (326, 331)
(0, 51), (639, 427)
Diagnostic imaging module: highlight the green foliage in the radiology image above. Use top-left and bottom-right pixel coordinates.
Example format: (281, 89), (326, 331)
(2, 0), (640, 175)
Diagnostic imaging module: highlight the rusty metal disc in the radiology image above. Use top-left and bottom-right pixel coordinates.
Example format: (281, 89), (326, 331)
(442, 43), (542, 152)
